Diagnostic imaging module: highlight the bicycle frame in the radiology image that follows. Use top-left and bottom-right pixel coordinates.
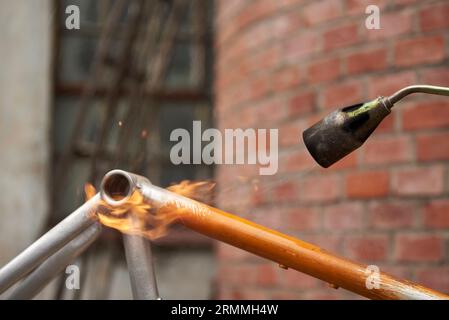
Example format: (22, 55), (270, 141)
(99, 170), (449, 300)
(0, 169), (447, 300)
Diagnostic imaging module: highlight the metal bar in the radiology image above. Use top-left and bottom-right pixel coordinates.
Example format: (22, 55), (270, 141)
(389, 85), (449, 105)
(99, 170), (449, 300)
(123, 234), (159, 300)
(7, 223), (102, 300)
(0, 194), (100, 294)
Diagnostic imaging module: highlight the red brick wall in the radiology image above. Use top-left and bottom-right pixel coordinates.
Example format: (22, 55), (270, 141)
(214, 0), (449, 299)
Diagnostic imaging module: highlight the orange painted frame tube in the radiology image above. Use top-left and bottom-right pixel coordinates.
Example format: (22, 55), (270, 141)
(100, 170), (449, 300)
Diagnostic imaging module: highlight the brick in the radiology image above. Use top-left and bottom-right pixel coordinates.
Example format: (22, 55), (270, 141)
(395, 234), (444, 262)
(273, 10), (304, 37)
(393, 166), (444, 196)
(301, 174), (340, 202)
(279, 120), (303, 147)
(280, 269), (318, 290)
(346, 171), (389, 198)
(285, 31), (320, 62)
(424, 200), (449, 229)
(417, 132), (449, 161)
(271, 291), (302, 300)
(375, 112), (395, 133)
(324, 24), (359, 50)
(286, 207), (321, 231)
(238, 289), (270, 300)
(393, 0), (418, 5)
(344, 234), (389, 261)
(303, 291), (341, 300)
(251, 207), (284, 230)
(323, 80), (363, 109)
(366, 11), (412, 40)
(248, 74), (271, 101)
(369, 202), (414, 229)
(273, 66), (302, 92)
(395, 36), (445, 67)
(347, 48), (388, 75)
(216, 242), (251, 261)
(403, 99), (449, 131)
(256, 263), (278, 286)
(416, 267), (449, 293)
(251, 184), (266, 206)
(303, 0), (342, 26)
(421, 68), (449, 87)
(218, 264), (256, 285)
(244, 19), (276, 51)
(327, 151), (358, 170)
(272, 0), (304, 10)
(363, 136), (411, 165)
(235, 0), (279, 32)
(288, 90), (316, 117)
(324, 202), (364, 230)
(346, 0), (388, 15)
(301, 234), (342, 252)
(246, 45), (280, 74)
(274, 181), (298, 202)
(281, 149), (316, 173)
(307, 57), (341, 84)
(420, 3), (449, 32)
(368, 71), (417, 97)
(256, 99), (286, 125)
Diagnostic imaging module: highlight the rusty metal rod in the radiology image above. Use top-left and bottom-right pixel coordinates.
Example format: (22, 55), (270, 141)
(8, 223), (102, 300)
(100, 170), (449, 300)
(0, 194), (100, 294)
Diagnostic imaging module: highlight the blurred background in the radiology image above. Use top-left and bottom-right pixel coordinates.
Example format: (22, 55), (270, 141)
(0, 0), (448, 299)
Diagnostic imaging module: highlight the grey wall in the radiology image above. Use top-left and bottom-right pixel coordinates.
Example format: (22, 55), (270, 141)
(0, 0), (52, 265)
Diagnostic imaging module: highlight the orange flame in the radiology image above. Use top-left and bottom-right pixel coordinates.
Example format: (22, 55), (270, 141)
(85, 180), (215, 240)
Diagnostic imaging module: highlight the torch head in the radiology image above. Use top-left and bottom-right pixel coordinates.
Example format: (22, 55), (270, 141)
(302, 97), (391, 168)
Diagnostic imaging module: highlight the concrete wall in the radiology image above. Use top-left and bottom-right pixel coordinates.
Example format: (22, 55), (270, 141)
(0, 0), (51, 265)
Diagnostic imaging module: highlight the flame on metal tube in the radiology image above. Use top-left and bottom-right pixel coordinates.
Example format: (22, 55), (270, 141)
(84, 175), (215, 240)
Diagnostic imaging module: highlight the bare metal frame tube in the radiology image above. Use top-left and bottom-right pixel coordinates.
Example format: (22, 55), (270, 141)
(7, 223), (102, 300)
(100, 170), (160, 299)
(100, 170), (449, 300)
(123, 234), (159, 300)
(0, 194), (100, 294)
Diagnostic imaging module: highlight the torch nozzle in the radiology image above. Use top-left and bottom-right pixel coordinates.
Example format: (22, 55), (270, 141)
(303, 97), (391, 168)
(303, 84), (449, 168)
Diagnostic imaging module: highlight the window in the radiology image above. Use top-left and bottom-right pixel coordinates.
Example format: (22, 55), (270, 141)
(51, 0), (215, 299)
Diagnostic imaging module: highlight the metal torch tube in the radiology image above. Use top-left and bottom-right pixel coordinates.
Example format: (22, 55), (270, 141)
(100, 170), (449, 300)
(388, 85), (449, 105)
(8, 223), (102, 300)
(0, 194), (100, 294)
